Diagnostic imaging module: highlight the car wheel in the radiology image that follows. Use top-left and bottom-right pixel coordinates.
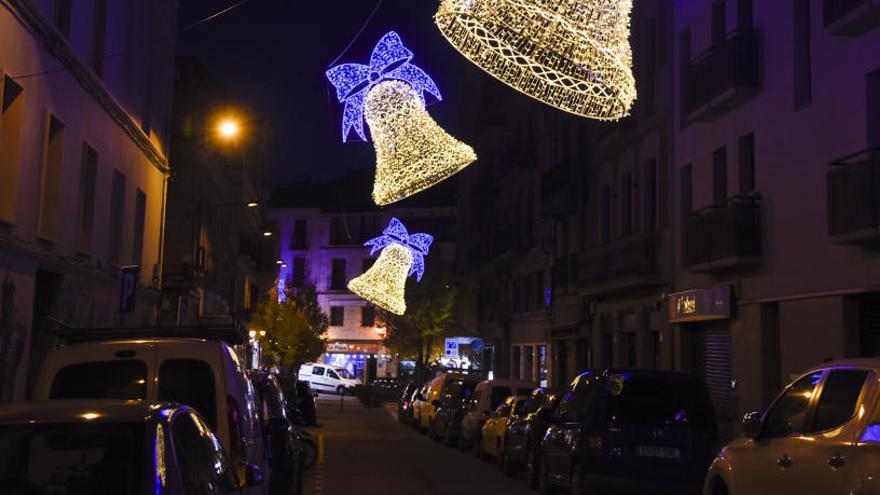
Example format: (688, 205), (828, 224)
(336, 385), (345, 395)
(538, 455), (556, 494)
(458, 431), (468, 450)
(526, 448), (539, 488)
(444, 427), (454, 447)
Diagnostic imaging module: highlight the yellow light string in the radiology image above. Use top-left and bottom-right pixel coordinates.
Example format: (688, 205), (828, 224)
(364, 80), (477, 206)
(435, 0), (636, 120)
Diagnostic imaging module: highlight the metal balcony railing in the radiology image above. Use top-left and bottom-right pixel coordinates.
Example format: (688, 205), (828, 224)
(685, 196), (762, 271)
(684, 29), (760, 122)
(827, 148), (880, 244)
(577, 232), (658, 289)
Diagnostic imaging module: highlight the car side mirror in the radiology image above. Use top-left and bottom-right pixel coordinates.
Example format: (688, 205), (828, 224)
(240, 462), (264, 488)
(742, 411), (762, 439)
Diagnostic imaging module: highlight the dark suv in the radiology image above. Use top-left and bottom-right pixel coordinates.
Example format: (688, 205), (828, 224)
(539, 370), (717, 495)
(430, 377), (480, 444)
(500, 387), (561, 483)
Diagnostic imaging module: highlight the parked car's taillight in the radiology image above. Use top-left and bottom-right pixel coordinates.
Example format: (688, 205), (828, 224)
(227, 395), (245, 465)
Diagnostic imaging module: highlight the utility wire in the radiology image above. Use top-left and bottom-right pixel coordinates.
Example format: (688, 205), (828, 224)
(326, 0), (384, 69)
(180, 0), (252, 32)
(13, 50), (125, 79)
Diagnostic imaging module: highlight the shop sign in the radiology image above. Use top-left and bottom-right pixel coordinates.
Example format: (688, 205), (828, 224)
(669, 286), (732, 323)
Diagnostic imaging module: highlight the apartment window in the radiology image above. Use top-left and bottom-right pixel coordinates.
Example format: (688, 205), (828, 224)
(644, 160), (658, 230)
(713, 147), (728, 204)
(291, 219), (307, 249)
(76, 145), (99, 254)
(39, 115), (65, 241)
(512, 346), (522, 380)
(0, 76), (24, 224)
(868, 69), (880, 148)
(291, 257), (305, 288)
(331, 259), (346, 290)
(361, 305), (375, 327)
(132, 189), (146, 267)
(92, 0), (108, 77)
(621, 173), (633, 234)
(712, 0), (726, 46)
(793, 0), (812, 108)
(330, 306), (344, 326)
(108, 170), (126, 266)
(55, 0), (72, 38)
(600, 185), (611, 244)
(739, 133), (756, 193)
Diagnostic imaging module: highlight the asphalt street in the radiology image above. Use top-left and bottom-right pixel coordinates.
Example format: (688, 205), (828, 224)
(302, 394), (535, 495)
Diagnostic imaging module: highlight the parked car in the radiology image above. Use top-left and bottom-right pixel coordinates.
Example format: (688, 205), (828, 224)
(398, 381), (422, 424)
(0, 400), (262, 494)
(371, 377), (402, 397)
(500, 387), (562, 482)
(32, 335), (269, 494)
(430, 376), (481, 444)
(458, 379), (537, 450)
(703, 359), (880, 495)
(248, 371), (305, 495)
(298, 363), (360, 395)
(294, 380), (318, 426)
(415, 374), (447, 432)
(478, 395), (528, 461)
(539, 369), (717, 495)
(410, 381), (434, 429)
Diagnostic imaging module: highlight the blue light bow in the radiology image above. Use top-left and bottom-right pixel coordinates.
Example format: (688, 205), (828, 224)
(364, 217), (433, 282)
(326, 31), (442, 142)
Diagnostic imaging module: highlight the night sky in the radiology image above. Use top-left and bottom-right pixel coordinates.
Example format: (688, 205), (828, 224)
(176, 0), (472, 185)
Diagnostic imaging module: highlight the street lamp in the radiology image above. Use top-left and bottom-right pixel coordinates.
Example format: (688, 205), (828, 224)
(217, 118), (241, 140)
(247, 202), (259, 208)
(263, 231), (273, 237)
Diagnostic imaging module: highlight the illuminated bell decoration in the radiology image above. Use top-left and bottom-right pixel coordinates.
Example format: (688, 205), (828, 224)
(435, 0), (636, 120)
(347, 218), (433, 315)
(326, 32), (477, 206)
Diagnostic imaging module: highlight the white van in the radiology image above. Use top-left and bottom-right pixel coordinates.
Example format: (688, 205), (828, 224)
(298, 363), (360, 394)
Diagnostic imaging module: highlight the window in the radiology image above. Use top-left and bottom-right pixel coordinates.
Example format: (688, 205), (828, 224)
(329, 217), (349, 245)
(680, 165), (693, 263)
(291, 219), (307, 249)
(0, 76), (24, 224)
(331, 259), (346, 290)
(91, 0), (108, 77)
(108, 169), (126, 266)
(330, 306), (344, 326)
(361, 305), (375, 326)
(621, 173), (633, 234)
(158, 359), (217, 429)
(132, 189), (146, 266)
(738, 133), (756, 193)
(712, 0), (726, 46)
(762, 372), (822, 437)
(812, 370), (868, 432)
(172, 413), (238, 494)
(311, 366), (325, 376)
(512, 346), (522, 380)
(51, 360), (147, 400)
(327, 370), (340, 380)
(38, 115), (64, 241)
(793, 0), (812, 108)
(291, 257), (305, 287)
(644, 160), (658, 230)
(55, 0), (72, 38)
(76, 145), (99, 254)
(713, 147), (728, 204)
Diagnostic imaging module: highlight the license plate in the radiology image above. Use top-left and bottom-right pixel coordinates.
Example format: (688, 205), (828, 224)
(637, 446), (681, 459)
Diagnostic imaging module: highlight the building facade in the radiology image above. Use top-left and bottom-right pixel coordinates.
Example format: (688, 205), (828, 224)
(269, 173), (457, 381)
(0, 0), (176, 401)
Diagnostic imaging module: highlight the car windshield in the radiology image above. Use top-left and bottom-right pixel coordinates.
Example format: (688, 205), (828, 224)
(51, 361), (147, 400)
(337, 369), (354, 379)
(0, 423), (145, 494)
(605, 374), (713, 429)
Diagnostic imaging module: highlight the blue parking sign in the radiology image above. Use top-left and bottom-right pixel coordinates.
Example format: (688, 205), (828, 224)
(119, 266), (139, 314)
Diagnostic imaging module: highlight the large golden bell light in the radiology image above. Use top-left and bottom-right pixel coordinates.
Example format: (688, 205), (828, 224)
(348, 244), (413, 315)
(435, 0), (636, 120)
(365, 80), (477, 206)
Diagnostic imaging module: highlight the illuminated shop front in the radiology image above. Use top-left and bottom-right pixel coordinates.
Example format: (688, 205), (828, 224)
(322, 341), (395, 381)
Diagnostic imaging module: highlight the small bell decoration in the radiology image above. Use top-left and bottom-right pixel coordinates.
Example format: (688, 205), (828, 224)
(347, 218), (433, 315)
(435, 0), (636, 120)
(326, 32), (477, 206)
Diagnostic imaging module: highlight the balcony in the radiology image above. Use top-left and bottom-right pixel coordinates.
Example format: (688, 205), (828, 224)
(685, 196), (762, 272)
(576, 232), (660, 295)
(684, 29), (760, 123)
(824, 0), (880, 36)
(827, 148), (880, 244)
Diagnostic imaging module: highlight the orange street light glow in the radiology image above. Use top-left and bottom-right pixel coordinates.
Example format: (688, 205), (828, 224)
(217, 119), (240, 139)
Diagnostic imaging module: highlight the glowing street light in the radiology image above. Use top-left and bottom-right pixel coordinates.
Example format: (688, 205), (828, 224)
(263, 231), (273, 237)
(217, 118), (240, 140)
(247, 202), (259, 208)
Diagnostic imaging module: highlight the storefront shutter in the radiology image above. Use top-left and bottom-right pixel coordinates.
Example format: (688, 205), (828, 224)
(702, 325), (736, 423)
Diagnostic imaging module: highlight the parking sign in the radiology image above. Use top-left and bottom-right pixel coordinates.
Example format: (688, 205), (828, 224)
(444, 339), (459, 358)
(119, 266), (139, 314)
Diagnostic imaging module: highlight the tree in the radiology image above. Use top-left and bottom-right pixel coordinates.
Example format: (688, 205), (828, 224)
(380, 262), (457, 381)
(252, 284), (327, 374)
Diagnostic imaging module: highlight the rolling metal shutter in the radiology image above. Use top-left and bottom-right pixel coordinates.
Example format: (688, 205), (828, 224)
(700, 324), (736, 423)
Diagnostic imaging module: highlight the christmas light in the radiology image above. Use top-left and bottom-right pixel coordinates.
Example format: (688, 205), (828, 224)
(327, 32), (477, 205)
(348, 218), (433, 315)
(365, 80), (477, 205)
(326, 31), (441, 143)
(435, 0), (636, 120)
